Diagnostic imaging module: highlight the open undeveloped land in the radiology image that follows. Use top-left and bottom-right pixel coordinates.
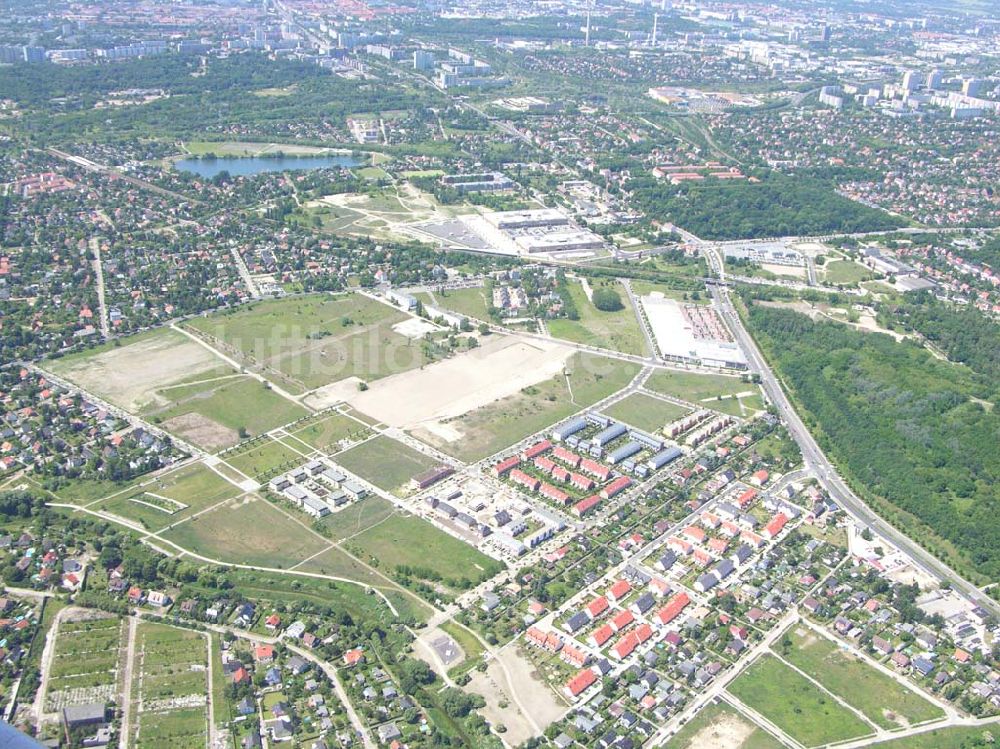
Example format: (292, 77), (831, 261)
(603, 392), (690, 432)
(547, 279), (649, 356)
(334, 435), (439, 494)
(664, 702), (782, 749)
(387, 344), (639, 462)
(781, 626), (943, 729)
(186, 293), (425, 393)
(47, 328), (226, 412)
(727, 654), (873, 747)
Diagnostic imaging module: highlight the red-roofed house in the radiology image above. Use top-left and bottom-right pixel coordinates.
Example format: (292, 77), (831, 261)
(585, 596), (609, 620)
(580, 458), (612, 481)
(510, 469), (541, 492)
(601, 476), (632, 500)
(682, 526), (706, 544)
(552, 446), (581, 467)
(254, 644), (275, 663)
(654, 592), (690, 626)
(589, 624), (614, 648)
(540, 482), (570, 505)
(763, 513), (789, 540)
(493, 456), (521, 477)
(344, 648), (365, 667)
(522, 440), (552, 460)
(737, 488), (758, 508)
(610, 609), (635, 632)
(573, 495), (601, 517)
(608, 579), (631, 603)
(749, 470), (770, 487)
(564, 668), (597, 699)
(570, 473), (595, 491)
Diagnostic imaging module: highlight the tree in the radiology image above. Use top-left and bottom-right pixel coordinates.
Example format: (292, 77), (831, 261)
(592, 286), (624, 312)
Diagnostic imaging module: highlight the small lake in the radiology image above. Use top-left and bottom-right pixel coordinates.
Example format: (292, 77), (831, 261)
(175, 154), (365, 178)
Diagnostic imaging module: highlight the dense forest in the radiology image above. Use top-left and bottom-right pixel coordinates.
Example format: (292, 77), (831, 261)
(885, 293), (1000, 385)
(629, 173), (906, 240)
(746, 303), (1000, 581)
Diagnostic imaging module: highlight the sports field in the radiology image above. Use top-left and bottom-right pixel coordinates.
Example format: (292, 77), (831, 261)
(185, 293), (427, 392)
(161, 494), (329, 569)
(547, 279), (648, 356)
(334, 435), (439, 494)
(727, 654), (873, 747)
(129, 622), (209, 749)
(415, 352), (641, 462)
(664, 701), (782, 749)
(603, 392), (690, 433)
(781, 627), (943, 729)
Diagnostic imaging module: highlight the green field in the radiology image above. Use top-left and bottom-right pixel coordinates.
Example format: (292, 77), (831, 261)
(144, 375), (307, 449)
(547, 279), (648, 356)
(185, 293), (424, 392)
(822, 259), (874, 285)
(346, 511), (504, 592)
(645, 369), (762, 416)
(603, 392), (690, 432)
(96, 463), (241, 532)
(223, 436), (306, 481)
(781, 627), (943, 729)
(631, 280), (711, 305)
(728, 655), (873, 747)
(161, 495), (329, 568)
(334, 435), (439, 494)
(46, 616), (122, 696)
(664, 702), (782, 749)
(317, 494), (397, 541)
(417, 286), (493, 321)
(285, 409), (373, 452)
(417, 353), (641, 462)
(867, 726), (1000, 749)
(132, 622), (208, 749)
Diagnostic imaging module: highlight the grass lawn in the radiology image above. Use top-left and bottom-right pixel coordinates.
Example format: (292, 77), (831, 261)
(185, 293), (421, 392)
(547, 279), (648, 356)
(780, 627), (943, 729)
(161, 495), (329, 568)
(96, 463), (241, 532)
(422, 352), (640, 462)
(347, 512), (504, 591)
(45, 476), (141, 506)
(418, 286), (493, 321)
(334, 436), (439, 495)
(286, 410), (374, 452)
(317, 495), (397, 542)
(866, 726), (999, 748)
(727, 655), (873, 747)
(645, 369), (756, 406)
(822, 259), (873, 285)
(144, 375), (307, 448)
(223, 436), (306, 481)
(440, 620), (486, 675)
(664, 701), (782, 749)
(603, 392), (690, 432)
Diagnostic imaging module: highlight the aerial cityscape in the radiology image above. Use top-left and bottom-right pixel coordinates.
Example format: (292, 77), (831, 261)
(0, 0), (998, 748)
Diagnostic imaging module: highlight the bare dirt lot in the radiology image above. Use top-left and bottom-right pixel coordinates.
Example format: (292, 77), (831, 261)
(49, 330), (224, 411)
(305, 335), (574, 437)
(685, 712), (757, 749)
(162, 412), (238, 451)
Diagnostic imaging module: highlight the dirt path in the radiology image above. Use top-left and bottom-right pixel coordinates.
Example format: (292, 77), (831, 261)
(118, 616), (139, 749)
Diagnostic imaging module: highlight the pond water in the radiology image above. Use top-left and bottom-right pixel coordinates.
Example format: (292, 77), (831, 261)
(175, 154), (364, 178)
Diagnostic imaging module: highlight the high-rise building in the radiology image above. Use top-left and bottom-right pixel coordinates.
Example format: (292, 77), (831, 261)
(22, 46), (46, 63)
(962, 77), (983, 97)
(902, 70), (918, 92)
(413, 50), (434, 71)
(820, 24), (831, 42)
(926, 69), (943, 90)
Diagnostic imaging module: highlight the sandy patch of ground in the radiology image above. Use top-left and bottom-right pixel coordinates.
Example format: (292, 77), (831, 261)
(162, 413), (238, 451)
(494, 645), (567, 729)
(305, 335), (574, 432)
(50, 331), (222, 411)
(761, 263), (808, 279)
(392, 317), (440, 339)
(685, 712), (756, 749)
(466, 665), (537, 746)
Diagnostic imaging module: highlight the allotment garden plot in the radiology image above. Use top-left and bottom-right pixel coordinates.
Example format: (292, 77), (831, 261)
(128, 622), (209, 749)
(44, 614), (125, 713)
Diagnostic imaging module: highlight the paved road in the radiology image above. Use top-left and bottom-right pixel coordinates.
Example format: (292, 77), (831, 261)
(696, 241), (1000, 618)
